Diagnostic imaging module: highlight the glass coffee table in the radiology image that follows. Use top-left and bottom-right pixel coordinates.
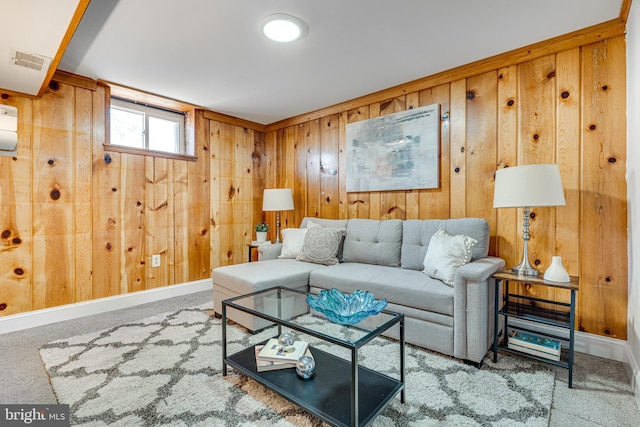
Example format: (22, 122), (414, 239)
(222, 286), (405, 427)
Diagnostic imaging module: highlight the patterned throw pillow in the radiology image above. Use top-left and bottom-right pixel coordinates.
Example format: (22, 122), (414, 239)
(422, 229), (477, 286)
(297, 227), (344, 265)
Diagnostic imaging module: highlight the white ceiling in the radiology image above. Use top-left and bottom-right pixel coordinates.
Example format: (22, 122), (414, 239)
(8, 1), (626, 125)
(0, 0), (82, 96)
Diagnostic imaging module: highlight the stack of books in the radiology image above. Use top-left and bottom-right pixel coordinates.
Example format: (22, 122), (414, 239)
(254, 338), (311, 372)
(507, 330), (561, 361)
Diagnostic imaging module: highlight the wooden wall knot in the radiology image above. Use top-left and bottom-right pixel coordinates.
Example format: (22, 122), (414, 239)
(1, 230), (11, 239)
(0, 303), (7, 311)
(50, 188), (61, 201)
(228, 186), (236, 199)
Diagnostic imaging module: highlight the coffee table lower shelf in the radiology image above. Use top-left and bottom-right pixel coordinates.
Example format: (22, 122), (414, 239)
(225, 344), (403, 427)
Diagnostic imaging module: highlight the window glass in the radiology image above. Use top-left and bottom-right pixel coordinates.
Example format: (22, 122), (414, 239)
(148, 116), (179, 152)
(110, 106), (144, 149)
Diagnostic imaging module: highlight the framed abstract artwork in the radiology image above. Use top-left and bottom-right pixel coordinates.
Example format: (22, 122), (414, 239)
(346, 103), (440, 192)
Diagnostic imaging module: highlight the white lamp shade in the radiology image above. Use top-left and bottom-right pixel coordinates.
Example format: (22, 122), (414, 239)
(493, 164), (566, 208)
(262, 188), (294, 211)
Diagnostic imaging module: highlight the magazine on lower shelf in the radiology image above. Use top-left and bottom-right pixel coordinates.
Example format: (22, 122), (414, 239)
(256, 338), (309, 362)
(507, 340), (561, 361)
(508, 330), (561, 356)
(254, 345), (313, 372)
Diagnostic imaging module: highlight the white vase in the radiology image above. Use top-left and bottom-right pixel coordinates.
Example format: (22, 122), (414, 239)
(543, 256), (570, 282)
(256, 231), (267, 242)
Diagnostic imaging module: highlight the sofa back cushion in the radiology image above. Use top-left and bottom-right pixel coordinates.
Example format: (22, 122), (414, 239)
(342, 219), (403, 267)
(300, 217), (348, 229)
(401, 218), (490, 271)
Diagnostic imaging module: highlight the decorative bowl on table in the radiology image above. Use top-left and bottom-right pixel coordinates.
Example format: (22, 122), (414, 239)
(306, 288), (387, 325)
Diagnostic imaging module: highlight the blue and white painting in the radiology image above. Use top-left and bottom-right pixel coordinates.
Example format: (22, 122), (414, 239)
(346, 103), (440, 192)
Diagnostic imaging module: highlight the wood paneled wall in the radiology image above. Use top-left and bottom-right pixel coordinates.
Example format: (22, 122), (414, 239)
(0, 81), (265, 316)
(265, 37), (627, 340)
(0, 35), (627, 341)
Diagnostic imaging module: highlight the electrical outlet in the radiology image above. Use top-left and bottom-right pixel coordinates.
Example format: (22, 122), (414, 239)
(152, 254), (161, 267)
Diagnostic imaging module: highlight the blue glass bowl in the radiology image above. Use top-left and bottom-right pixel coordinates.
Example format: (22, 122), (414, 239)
(306, 288), (387, 325)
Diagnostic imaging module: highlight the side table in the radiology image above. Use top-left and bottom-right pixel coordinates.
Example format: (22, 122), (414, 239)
(492, 269), (579, 388)
(247, 244), (259, 262)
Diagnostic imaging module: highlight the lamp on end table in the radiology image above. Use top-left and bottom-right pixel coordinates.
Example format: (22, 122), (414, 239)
(262, 188), (294, 243)
(493, 164), (566, 276)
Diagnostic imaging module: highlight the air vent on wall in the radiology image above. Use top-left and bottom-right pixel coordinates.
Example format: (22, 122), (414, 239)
(10, 50), (50, 72)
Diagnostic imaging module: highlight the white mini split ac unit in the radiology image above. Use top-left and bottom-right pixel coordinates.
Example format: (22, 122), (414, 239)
(0, 105), (18, 156)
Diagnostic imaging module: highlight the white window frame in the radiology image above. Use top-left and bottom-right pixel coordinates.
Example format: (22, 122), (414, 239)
(110, 97), (186, 155)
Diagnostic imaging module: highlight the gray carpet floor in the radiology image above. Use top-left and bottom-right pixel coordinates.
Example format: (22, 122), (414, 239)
(1, 290), (638, 426)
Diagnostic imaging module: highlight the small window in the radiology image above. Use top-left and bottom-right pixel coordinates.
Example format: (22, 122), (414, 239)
(110, 98), (186, 155)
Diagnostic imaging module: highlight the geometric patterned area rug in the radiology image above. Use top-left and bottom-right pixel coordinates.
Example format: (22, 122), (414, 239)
(40, 304), (555, 426)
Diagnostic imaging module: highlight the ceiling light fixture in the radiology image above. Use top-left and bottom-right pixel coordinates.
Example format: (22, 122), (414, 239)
(261, 13), (308, 43)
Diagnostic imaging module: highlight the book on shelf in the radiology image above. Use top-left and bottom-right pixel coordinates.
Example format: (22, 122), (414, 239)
(508, 330), (561, 356)
(254, 345), (313, 372)
(507, 340), (561, 361)
(256, 338), (309, 362)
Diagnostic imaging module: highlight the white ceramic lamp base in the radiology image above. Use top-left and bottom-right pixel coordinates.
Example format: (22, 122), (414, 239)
(543, 256), (570, 282)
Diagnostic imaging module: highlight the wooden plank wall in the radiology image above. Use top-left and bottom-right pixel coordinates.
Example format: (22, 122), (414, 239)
(0, 81), (265, 316)
(264, 37), (628, 340)
(0, 36), (627, 341)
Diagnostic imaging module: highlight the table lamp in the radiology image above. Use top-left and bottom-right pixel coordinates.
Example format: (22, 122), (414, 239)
(493, 164), (566, 276)
(262, 188), (294, 243)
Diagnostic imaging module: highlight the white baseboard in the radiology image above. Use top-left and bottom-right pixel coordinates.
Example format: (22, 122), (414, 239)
(0, 279), (212, 335)
(635, 370), (640, 412)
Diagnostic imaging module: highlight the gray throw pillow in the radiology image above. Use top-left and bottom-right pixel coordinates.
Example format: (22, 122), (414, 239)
(296, 227), (344, 265)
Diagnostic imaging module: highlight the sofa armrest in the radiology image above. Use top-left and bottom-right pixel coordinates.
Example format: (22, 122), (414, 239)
(452, 256), (505, 363)
(455, 256), (506, 283)
(258, 243), (283, 261)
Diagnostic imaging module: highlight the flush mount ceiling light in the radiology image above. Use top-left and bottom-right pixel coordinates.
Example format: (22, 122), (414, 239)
(261, 13), (308, 42)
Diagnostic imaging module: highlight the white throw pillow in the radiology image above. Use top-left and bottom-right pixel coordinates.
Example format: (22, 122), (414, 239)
(423, 229), (477, 286)
(278, 228), (308, 259)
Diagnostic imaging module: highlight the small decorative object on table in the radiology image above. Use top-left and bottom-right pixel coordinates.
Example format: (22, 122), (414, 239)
(306, 288), (387, 325)
(543, 256), (570, 282)
(296, 354), (316, 380)
(277, 332), (296, 353)
(255, 222), (269, 242)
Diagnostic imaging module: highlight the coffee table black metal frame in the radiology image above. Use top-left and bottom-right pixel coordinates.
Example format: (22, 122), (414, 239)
(222, 286), (405, 427)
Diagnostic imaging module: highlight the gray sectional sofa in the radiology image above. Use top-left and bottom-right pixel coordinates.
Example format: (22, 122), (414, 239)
(212, 217), (505, 364)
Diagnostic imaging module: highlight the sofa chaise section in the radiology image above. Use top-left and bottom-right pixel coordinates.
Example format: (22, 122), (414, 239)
(212, 258), (325, 331)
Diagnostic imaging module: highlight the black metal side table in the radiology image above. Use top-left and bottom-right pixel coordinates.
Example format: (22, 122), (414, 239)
(492, 269), (579, 388)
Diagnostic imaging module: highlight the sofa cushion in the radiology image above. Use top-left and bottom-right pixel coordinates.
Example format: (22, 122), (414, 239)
(309, 263), (454, 317)
(423, 229), (477, 286)
(342, 219), (403, 267)
(300, 217), (348, 229)
(213, 258), (324, 293)
(401, 218), (490, 271)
